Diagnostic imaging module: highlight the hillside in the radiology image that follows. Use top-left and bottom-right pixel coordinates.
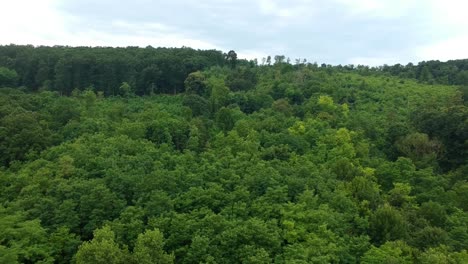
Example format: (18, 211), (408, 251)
(0, 46), (467, 263)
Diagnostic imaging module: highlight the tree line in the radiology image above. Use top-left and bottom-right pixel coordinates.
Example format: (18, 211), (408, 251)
(0, 45), (225, 95)
(1, 45), (468, 97)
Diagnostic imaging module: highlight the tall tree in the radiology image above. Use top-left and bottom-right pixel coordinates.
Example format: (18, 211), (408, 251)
(226, 50), (238, 69)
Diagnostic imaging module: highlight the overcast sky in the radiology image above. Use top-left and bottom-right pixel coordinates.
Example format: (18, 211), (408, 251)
(1, 0), (467, 65)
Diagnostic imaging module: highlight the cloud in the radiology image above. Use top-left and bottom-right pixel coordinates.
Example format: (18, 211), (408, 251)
(257, 0), (285, 16)
(0, 0), (467, 65)
(237, 49), (269, 61)
(255, 0), (316, 22)
(412, 0), (468, 61)
(0, 0), (220, 50)
(98, 20), (220, 49)
(333, 0), (418, 18)
(111, 20), (173, 33)
(0, 0), (68, 45)
(416, 35), (468, 62)
(428, 0), (468, 28)
(62, 29), (220, 50)
(347, 56), (410, 66)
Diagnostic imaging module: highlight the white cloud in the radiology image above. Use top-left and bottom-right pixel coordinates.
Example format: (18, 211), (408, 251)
(1, 0), (467, 65)
(257, 0), (291, 17)
(99, 21), (220, 49)
(334, 0), (418, 18)
(413, 0), (468, 61)
(256, 0), (315, 20)
(0, 0), (70, 45)
(428, 0), (468, 28)
(237, 49), (268, 61)
(416, 35), (468, 61)
(75, 30), (220, 50)
(347, 56), (409, 66)
(0, 0), (220, 50)
(111, 20), (172, 33)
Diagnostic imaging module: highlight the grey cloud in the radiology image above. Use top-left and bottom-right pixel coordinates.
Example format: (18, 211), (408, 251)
(55, 0), (449, 64)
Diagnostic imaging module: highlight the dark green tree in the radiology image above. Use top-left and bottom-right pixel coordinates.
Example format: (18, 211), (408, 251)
(226, 50), (238, 69)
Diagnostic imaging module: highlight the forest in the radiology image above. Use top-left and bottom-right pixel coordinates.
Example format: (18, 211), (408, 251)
(0, 45), (467, 263)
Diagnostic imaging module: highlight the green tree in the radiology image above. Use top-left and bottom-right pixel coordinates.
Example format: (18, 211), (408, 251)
(395, 132), (443, 168)
(216, 107), (235, 133)
(75, 226), (129, 264)
(226, 50), (238, 69)
(0, 111), (53, 166)
(418, 246), (468, 264)
(48, 227), (81, 264)
(81, 88), (97, 109)
(419, 201), (447, 227)
(0, 67), (18, 87)
(370, 204), (407, 244)
(119, 82), (134, 97)
(419, 65), (434, 83)
(361, 241), (413, 264)
(0, 207), (52, 263)
(207, 76), (230, 111)
(184, 71), (207, 95)
(54, 58), (72, 95)
(183, 94), (210, 116)
(133, 229), (174, 264)
(387, 183), (414, 207)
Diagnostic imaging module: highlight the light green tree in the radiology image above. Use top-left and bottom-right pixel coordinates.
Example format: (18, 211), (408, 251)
(75, 226), (129, 264)
(132, 229), (174, 264)
(0, 67), (18, 87)
(119, 82), (134, 97)
(361, 240), (413, 264)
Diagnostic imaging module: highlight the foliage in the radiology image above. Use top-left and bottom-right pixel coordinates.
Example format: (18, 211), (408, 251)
(0, 48), (466, 263)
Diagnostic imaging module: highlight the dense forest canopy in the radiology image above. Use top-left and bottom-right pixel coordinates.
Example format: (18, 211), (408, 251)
(1, 45), (468, 94)
(0, 45), (225, 95)
(0, 45), (467, 263)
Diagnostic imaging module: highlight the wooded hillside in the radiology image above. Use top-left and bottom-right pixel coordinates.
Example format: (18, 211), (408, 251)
(0, 45), (467, 263)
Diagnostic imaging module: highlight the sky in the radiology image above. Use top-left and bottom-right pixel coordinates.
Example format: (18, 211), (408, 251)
(1, 0), (467, 66)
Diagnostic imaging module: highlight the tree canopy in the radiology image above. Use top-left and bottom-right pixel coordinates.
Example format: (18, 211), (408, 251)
(0, 45), (467, 263)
